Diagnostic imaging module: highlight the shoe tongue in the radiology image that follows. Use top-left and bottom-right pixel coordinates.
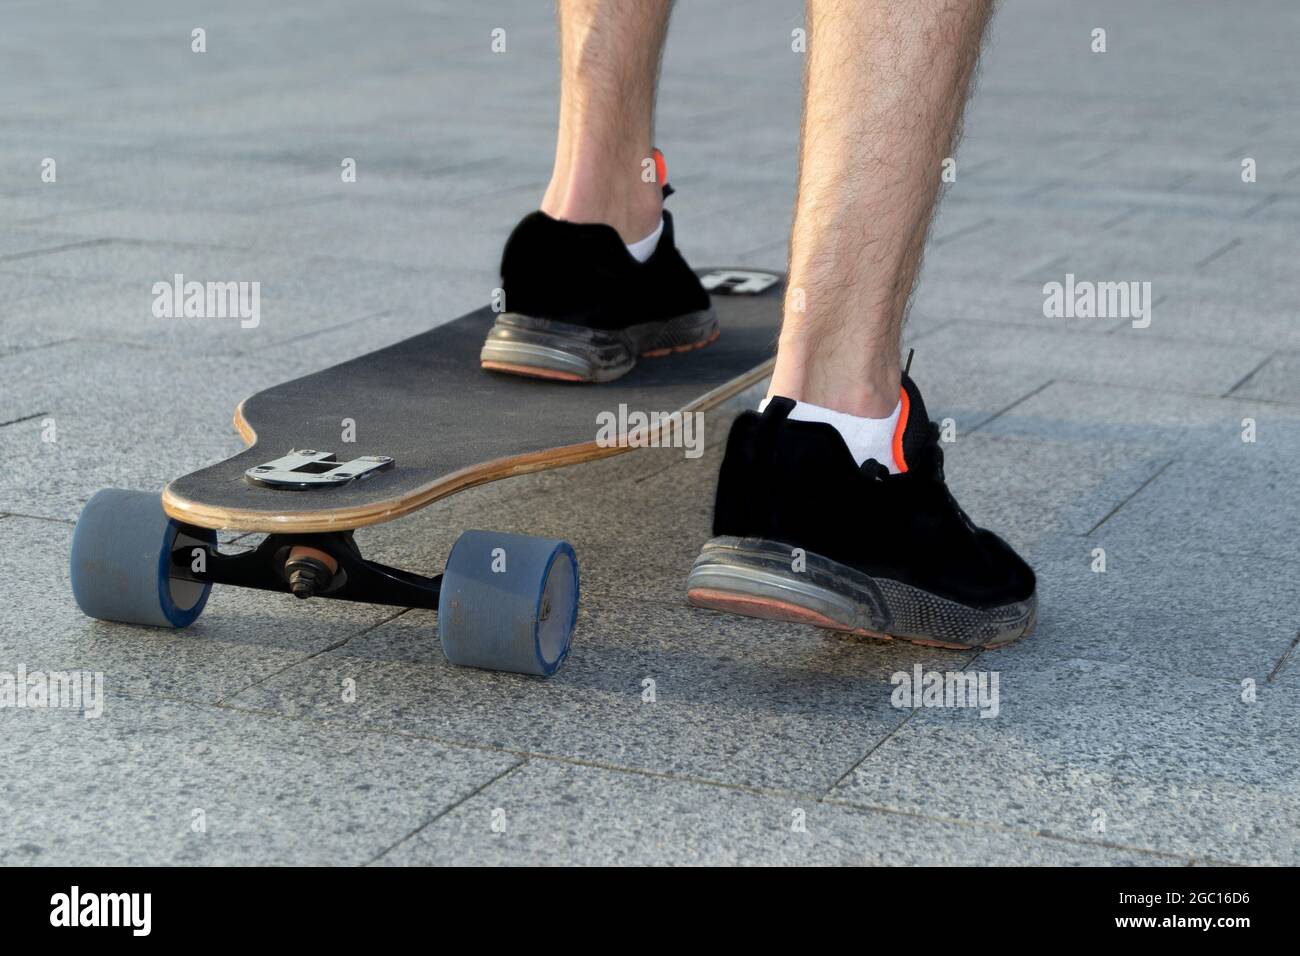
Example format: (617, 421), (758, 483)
(896, 372), (931, 470)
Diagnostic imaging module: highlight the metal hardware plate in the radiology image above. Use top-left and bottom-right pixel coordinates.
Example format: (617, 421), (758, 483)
(698, 269), (781, 296)
(244, 450), (394, 490)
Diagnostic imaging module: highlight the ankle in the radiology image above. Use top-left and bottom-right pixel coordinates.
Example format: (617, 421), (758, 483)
(769, 332), (901, 418)
(541, 165), (663, 243)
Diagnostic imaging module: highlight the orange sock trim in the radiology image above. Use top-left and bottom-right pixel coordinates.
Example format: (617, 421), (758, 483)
(892, 385), (910, 473)
(653, 148), (668, 187)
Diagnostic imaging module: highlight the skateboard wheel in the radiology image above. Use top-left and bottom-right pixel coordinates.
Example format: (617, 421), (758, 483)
(70, 488), (216, 628)
(438, 530), (578, 676)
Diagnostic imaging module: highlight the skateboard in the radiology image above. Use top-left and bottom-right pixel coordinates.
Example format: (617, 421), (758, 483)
(70, 268), (783, 677)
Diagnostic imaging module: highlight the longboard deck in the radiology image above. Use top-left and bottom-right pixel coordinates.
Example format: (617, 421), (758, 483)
(162, 269), (784, 532)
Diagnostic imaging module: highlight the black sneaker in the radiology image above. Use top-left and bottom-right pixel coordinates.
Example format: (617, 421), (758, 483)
(686, 374), (1037, 649)
(480, 187), (716, 382)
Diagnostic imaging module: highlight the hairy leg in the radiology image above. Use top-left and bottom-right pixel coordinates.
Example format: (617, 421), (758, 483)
(768, 0), (994, 417)
(541, 0), (674, 242)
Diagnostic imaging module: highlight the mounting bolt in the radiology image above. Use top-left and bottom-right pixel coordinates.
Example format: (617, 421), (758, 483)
(284, 546), (339, 599)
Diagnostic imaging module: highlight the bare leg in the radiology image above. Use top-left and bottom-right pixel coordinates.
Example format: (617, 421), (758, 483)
(685, 2), (1035, 650)
(484, 0), (714, 385)
(541, 0), (674, 243)
(768, 0), (994, 417)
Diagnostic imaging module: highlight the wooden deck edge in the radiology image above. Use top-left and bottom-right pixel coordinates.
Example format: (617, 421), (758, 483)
(160, 357), (775, 532)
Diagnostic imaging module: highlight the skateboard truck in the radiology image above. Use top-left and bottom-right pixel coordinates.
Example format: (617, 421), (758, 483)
(171, 531), (442, 609)
(244, 450), (394, 490)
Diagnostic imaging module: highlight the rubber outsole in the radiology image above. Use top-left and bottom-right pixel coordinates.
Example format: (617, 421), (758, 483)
(480, 308), (718, 383)
(686, 536), (1037, 650)
(479, 362), (585, 382)
(640, 327), (720, 358)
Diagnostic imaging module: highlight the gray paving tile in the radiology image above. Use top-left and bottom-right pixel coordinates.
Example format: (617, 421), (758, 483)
(1249, 193), (1300, 225)
(0, 342), (282, 519)
(378, 759), (1178, 866)
(1029, 215), (1273, 282)
(3, 251), (486, 355)
(830, 657), (1300, 864)
(33, 202), (325, 250)
(0, 269), (85, 325)
(250, 196), (522, 274)
(1089, 445), (1300, 565)
(0, 695), (517, 865)
(984, 383), (1300, 567)
(674, 192), (796, 266)
(943, 432), (1167, 557)
(0, 229), (106, 261)
(225, 593), (983, 792)
(920, 211), (1137, 285)
(1235, 353), (1300, 406)
(0, 236), (264, 285)
(1127, 291), (1300, 351)
(980, 379), (1300, 453)
(905, 269), (1300, 349)
(914, 321), (1268, 398)
(1011, 534), (1300, 681)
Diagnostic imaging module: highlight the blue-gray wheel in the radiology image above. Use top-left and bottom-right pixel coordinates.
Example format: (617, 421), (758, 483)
(438, 530), (578, 676)
(70, 488), (216, 628)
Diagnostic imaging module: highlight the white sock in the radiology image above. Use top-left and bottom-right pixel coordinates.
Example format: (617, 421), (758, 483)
(759, 396), (903, 474)
(625, 217), (664, 263)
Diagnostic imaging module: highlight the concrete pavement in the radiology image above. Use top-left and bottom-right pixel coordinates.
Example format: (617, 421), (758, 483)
(1, 0), (1297, 865)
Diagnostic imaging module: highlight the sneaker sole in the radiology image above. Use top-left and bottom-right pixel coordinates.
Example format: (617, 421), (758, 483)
(686, 536), (1037, 650)
(481, 308), (718, 383)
